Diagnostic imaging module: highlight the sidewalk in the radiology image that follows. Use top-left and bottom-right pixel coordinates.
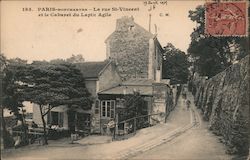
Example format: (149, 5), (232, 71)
(76, 135), (112, 145)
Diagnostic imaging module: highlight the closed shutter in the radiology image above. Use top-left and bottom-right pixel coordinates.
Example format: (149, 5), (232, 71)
(59, 112), (64, 127)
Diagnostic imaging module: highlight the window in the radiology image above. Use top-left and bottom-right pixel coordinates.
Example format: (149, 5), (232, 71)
(49, 111), (64, 127)
(107, 101), (111, 117)
(51, 112), (58, 125)
(101, 100), (115, 118)
(102, 101), (106, 117)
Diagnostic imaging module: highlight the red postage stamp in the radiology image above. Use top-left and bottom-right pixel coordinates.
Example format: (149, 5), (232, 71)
(205, 1), (248, 36)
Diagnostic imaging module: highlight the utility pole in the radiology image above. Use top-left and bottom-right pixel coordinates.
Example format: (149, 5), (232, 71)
(149, 14), (152, 33)
(154, 24), (157, 34)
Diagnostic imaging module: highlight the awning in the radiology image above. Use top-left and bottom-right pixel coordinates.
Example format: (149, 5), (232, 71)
(98, 85), (153, 96)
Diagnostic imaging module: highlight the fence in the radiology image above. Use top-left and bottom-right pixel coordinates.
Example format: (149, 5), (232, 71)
(11, 128), (47, 145)
(114, 113), (165, 140)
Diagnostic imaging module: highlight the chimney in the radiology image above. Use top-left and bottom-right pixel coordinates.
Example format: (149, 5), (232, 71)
(148, 38), (155, 80)
(116, 16), (134, 31)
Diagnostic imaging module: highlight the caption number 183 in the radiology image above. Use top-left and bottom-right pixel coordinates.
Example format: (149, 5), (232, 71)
(22, 7), (32, 11)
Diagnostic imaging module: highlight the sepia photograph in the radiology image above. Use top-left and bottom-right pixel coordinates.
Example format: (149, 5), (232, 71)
(0, 0), (249, 159)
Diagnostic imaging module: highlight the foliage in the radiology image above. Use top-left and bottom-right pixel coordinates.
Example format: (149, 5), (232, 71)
(22, 61), (92, 144)
(66, 54), (85, 63)
(2, 56), (29, 147)
(50, 54), (85, 64)
(24, 61), (92, 109)
(2, 58), (92, 145)
(117, 92), (148, 131)
(0, 53), (7, 71)
(2, 58), (28, 118)
(1, 53), (16, 149)
(162, 43), (189, 84)
(188, 5), (248, 78)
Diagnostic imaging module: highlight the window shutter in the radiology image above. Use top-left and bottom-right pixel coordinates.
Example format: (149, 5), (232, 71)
(59, 112), (64, 127)
(102, 101), (106, 117)
(47, 111), (51, 124)
(95, 100), (100, 114)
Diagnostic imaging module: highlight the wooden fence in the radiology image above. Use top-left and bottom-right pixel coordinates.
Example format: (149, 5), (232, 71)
(11, 128), (47, 145)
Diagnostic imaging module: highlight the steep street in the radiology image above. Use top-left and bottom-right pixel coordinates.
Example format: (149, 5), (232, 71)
(2, 92), (232, 160)
(132, 92), (232, 160)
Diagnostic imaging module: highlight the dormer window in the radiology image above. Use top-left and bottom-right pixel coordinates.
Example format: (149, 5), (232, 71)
(129, 25), (135, 31)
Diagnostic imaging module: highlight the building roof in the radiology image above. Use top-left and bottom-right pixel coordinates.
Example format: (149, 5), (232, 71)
(98, 78), (154, 96)
(75, 60), (110, 79)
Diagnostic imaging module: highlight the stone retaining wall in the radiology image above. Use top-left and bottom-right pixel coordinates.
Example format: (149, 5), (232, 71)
(190, 56), (249, 156)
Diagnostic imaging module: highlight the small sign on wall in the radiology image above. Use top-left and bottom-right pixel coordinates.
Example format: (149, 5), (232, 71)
(153, 84), (166, 103)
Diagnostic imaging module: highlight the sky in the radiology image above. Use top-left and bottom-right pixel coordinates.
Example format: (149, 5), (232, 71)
(1, 0), (204, 62)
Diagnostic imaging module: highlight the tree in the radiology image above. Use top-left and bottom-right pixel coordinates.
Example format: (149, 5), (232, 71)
(21, 61), (92, 144)
(162, 43), (189, 84)
(50, 54), (85, 64)
(49, 58), (65, 64)
(66, 54), (85, 63)
(188, 5), (248, 78)
(1, 53), (15, 148)
(0, 53), (7, 71)
(2, 57), (29, 147)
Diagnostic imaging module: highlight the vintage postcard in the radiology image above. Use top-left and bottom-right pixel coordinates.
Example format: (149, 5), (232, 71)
(1, 0), (249, 160)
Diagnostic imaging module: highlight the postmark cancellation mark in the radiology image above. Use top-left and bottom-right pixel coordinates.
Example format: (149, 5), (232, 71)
(205, 1), (248, 36)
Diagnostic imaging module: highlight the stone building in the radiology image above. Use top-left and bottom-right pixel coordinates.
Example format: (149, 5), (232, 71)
(96, 16), (175, 135)
(105, 16), (164, 81)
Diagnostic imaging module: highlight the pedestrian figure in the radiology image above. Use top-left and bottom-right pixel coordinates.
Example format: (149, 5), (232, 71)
(182, 92), (187, 99)
(107, 119), (115, 140)
(186, 99), (191, 110)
